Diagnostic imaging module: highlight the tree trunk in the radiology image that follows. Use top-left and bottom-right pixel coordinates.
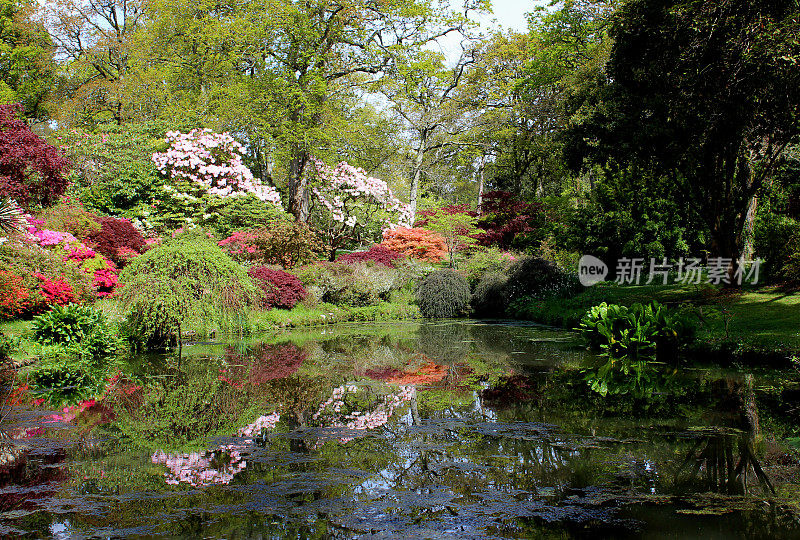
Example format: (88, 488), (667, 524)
(741, 194), (758, 262)
(287, 150), (310, 222)
(408, 139), (426, 224)
(476, 153), (486, 215)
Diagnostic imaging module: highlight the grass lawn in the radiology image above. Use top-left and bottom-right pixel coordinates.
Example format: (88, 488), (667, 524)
(510, 282), (800, 354)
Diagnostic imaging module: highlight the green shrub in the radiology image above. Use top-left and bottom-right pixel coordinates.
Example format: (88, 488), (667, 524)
(118, 231), (261, 349)
(0, 332), (20, 362)
(32, 303), (119, 363)
(202, 194), (291, 238)
(505, 256), (580, 303)
(459, 247), (516, 290)
(291, 261), (405, 307)
(38, 201), (101, 242)
(26, 304), (119, 404)
(779, 233), (800, 285)
(578, 301), (696, 360)
(416, 269), (470, 318)
(470, 272), (508, 318)
(754, 213), (799, 282)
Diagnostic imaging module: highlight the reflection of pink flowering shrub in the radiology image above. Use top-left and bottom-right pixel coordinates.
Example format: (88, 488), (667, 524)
(237, 412), (280, 437)
(151, 446), (247, 487)
(312, 384), (415, 431)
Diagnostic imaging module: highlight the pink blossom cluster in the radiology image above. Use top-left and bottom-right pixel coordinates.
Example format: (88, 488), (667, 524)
(151, 446), (247, 487)
(310, 159), (413, 229)
(21, 216), (120, 298)
(33, 228), (76, 246)
(237, 411), (280, 437)
(152, 129), (282, 206)
(312, 384), (415, 431)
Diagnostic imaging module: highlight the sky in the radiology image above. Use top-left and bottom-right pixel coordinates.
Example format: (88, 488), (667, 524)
(478, 0), (548, 33)
(431, 0), (549, 63)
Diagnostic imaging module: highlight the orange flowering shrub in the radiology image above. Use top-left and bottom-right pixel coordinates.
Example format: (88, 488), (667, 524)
(380, 227), (447, 263)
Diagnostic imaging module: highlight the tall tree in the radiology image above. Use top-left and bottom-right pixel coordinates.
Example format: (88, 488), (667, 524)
(139, 0), (478, 222)
(42, 0), (144, 126)
(380, 45), (478, 220)
(567, 0), (800, 273)
(0, 0), (55, 120)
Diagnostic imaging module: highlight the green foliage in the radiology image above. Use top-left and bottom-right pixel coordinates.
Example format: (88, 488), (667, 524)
(37, 200), (101, 241)
(114, 358), (251, 448)
(203, 194), (290, 238)
(0, 0), (55, 120)
(562, 168), (705, 263)
(32, 303), (119, 363)
(416, 269), (470, 318)
(296, 261), (406, 307)
(118, 231), (261, 349)
(421, 207), (480, 268)
(578, 301), (696, 360)
(219, 220), (324, 268)
(25, 304), (119, 404)
(470, 272), (508, 318)
(583, 356), (676, 398)
(459, 247), (516, 290)
(24, 346), (106, 404)
(60, 124), (167, 222)
(505, 256), (580, 303)
(0, 330), (19, 361)
(754, 213), (800, 282)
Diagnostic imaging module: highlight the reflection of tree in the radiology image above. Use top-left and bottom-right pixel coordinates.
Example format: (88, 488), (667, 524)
(676, 429), (774, 495)
(675, 376), (774, 495)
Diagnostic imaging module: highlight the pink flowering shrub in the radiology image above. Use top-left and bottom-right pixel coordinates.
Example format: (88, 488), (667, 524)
(92, 268), (119, 297)
(152, 129), (282, 205)
(310, 159), (412, 258)
(34, 272), (75, 305)
(34, 229), (75, 246)
(65, 244), (96, 262)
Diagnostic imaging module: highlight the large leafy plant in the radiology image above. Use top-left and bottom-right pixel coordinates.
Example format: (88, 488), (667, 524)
(578, 301), (696, 360)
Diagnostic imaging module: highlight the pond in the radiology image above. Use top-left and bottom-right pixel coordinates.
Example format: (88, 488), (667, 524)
(2, 320), (800, 538)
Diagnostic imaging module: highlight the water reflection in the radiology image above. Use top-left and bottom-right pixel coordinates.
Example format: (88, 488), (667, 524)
(1, 321), (799, 538)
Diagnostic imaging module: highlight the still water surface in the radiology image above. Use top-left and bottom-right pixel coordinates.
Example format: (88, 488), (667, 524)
(2, 321), (800, 538)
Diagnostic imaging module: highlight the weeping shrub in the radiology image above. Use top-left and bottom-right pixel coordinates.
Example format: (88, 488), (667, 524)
(118, 231), (261, 349)
(470, 272), (508, 318)
(416, 269), (470, 318)
(504, 256), (580, 302)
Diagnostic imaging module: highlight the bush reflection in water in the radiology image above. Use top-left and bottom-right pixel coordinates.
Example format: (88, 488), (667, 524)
(2, 321), (800, 538)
